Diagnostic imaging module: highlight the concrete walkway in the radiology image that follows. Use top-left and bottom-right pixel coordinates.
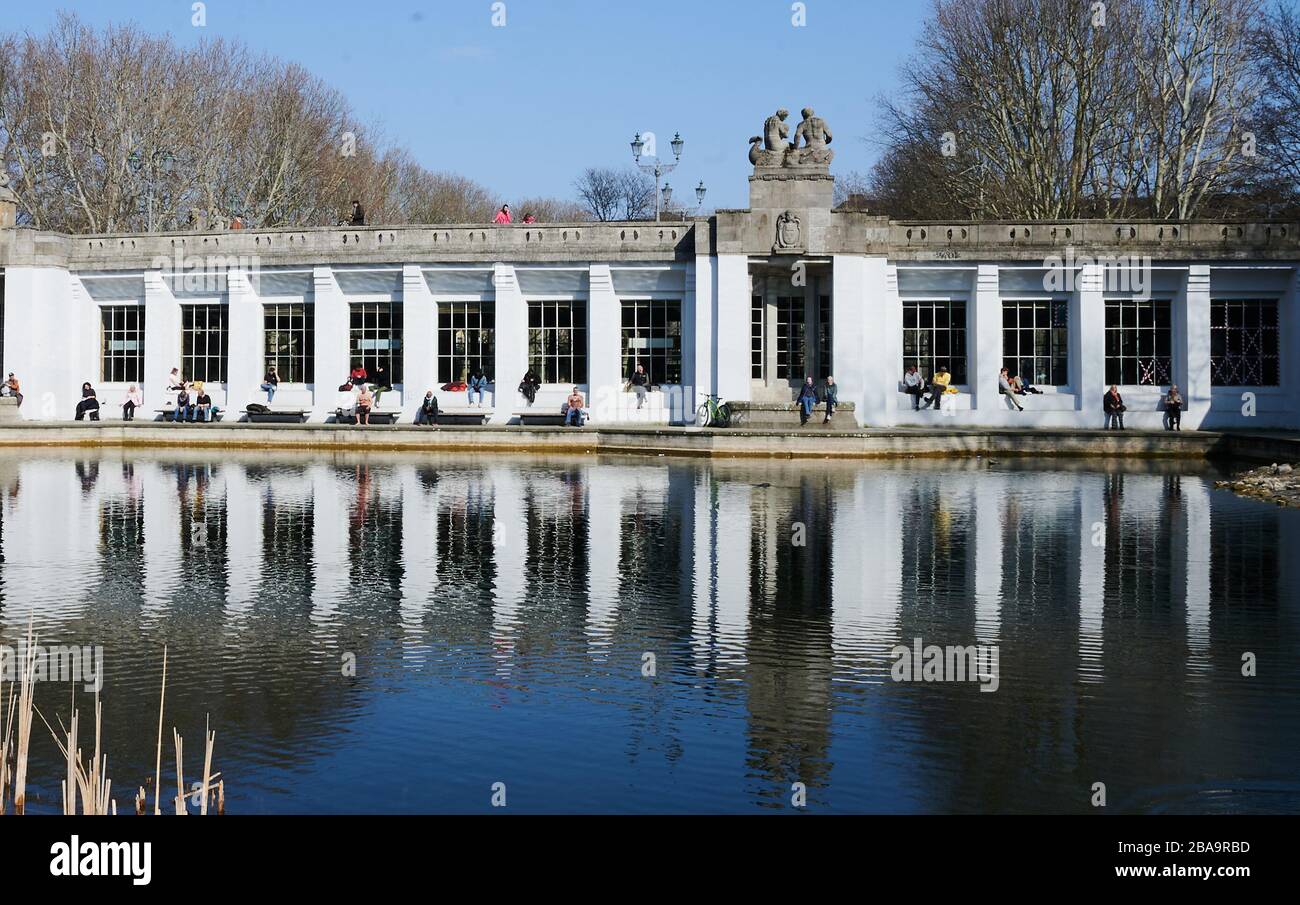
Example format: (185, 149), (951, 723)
(1, 420), (1288, 461)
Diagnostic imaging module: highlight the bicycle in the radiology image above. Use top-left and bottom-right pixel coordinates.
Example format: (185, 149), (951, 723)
(696, 394), (732, 428)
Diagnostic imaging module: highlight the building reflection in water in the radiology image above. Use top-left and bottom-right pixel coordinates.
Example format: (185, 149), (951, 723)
(0, 451), (1295, 814)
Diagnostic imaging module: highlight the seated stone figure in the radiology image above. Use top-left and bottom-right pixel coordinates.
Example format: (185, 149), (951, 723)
(793, 107), (834, 166)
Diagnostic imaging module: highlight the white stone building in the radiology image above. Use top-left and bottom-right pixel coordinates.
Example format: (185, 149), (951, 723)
(1, 163), (1297, 429)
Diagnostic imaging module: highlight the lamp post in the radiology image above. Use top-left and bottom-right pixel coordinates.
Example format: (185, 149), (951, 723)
(631, 131), (684, 223)
(694, 181), (708, 215)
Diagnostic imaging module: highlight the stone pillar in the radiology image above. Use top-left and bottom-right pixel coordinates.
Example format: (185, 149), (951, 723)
(972, 264), (1002, 412)
(1181, 265), (1212, 429)
(226, 269), (262, 413)
(493, 263), (527, 424)
(716, 254), (751, 403)
(313, 266), (348, 398)
(587, 264), (622, 421)
(143, 271), (180, 408)
(692, 255), (716, 409)
(0, 183), (16, 229)
(832, 255), (894, 426)
(1075, 263), (1106, 418)
(401, 265), (436, 416)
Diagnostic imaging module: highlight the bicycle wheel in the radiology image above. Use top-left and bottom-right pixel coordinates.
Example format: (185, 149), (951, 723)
(716, 404), (731, 428)
(696, 402), (713, 427)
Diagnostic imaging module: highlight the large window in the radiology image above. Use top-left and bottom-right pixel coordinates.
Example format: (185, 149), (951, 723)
(818, 294), (833, 379)
(438, 302), (495, 384)
(1105, 299), (1171, 386)
(1212, 299), (1279, 386)
(1003, 300), (1068, 386)
(775, 296), (806, 380)
(902, 300), (967, 384)
(621, 299), (682, 385)
(181, 304), (228, 384)
(528, 300), (587, 384)
(101, 305), (145, 383)
(751, 295), (765, 380)
(264, 304), (315, 384)
(350, 302), (403, 384)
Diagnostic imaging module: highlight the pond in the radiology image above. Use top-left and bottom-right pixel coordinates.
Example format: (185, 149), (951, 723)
(0, 450), (1296, 814)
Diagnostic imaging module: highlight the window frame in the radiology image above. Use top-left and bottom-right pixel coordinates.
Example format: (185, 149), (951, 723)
(901, 298), (968, 385)
(1001, 297), (1069, 388)
(620, 297), (682, 386)
(100, 304), (146, 384)
(349, 300), (404, 385)
(180, 303), (229, 384)
(437, 300), (496, 384)
(1104, 298), (1173, 387)
(1210, 297), (1280, 388)
(263, 303), (315, 385)
(527, 298), (588, 385)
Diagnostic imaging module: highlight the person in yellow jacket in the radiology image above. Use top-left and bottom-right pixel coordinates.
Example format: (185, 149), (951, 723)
(925, 367), (951, 409)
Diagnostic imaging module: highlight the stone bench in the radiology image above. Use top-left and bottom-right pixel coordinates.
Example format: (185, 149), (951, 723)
(517, 411), (582, 427)
(0, 396), (21, 424)
(432, 409), (493, 426)
(726, 401), (859, 430)
(155, 407), (225, 423)
(245, 408), (309, 424)
(333, 408), (400, 425)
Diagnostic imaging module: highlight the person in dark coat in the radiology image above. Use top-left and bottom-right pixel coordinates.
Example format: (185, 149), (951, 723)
(822, 376), (839, 424)
(797, 377), (818, 426)
(75, 383), (101, 421)
(1104, 385), (1126, 430)
(518, 370), (541, 407)
(415, 391), (440, 426)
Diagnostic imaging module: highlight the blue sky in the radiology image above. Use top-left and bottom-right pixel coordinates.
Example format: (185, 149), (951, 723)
(10, 1), (925, 209)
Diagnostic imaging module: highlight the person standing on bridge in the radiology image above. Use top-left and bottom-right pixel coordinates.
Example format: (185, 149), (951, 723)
(494, 205), (512, 224)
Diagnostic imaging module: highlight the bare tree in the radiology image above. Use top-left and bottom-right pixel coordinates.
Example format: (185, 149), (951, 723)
(617, 169), (656, 221)
(573, 167), (622, 221)
(870, 0), (1264, 220)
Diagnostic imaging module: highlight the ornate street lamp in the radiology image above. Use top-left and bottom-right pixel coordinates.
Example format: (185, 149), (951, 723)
(631, 130), (686, 223)
(695, 181), (708, 213)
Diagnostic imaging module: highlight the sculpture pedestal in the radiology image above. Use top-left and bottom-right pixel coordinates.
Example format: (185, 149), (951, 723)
(749, 166), (835, 212)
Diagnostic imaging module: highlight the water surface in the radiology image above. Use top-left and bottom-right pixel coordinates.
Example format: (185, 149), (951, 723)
(0, 451), (1296, 814)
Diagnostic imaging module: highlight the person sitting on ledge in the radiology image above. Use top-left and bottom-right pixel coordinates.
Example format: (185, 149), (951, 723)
(1164, 384), (1184, 432)
(523, 211), (537, 224)
(370, 364), (391, 408)
(347, 200), (365, 227)
(194, 383), (216, 422)
(1011, 374), (1043, 395)
(903, 365), (925, 410)
(518, 370), (541, 407)
(563, 387), (586, 427)
(630, 364), (649, 410)
(355, 386), (374, 426)
(167, 367), (184, 392)
(467, 367), (489, 407)
(797, 376), (818, 426)
(349, 362), (368, 388)
(493, 204), (512, 224)
(1000, 368), (1025, 412)
(261, 366), (279, 403)
(173, 384), (194, 423)
(75, 382), (100, 421)
(823, 375), (838, 424)
(2, 372), (23, 407)
(416, 391), (441, 426)
(1104, 385), (1126, 430)
(925, 367), (951, 410)
(123, 384), (142, 421)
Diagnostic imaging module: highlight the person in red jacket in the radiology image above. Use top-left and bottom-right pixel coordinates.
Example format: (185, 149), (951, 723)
(493, 205), (512, 224)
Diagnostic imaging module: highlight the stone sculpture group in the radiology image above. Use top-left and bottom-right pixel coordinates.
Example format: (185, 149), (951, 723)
(749, 108), (834, 168)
